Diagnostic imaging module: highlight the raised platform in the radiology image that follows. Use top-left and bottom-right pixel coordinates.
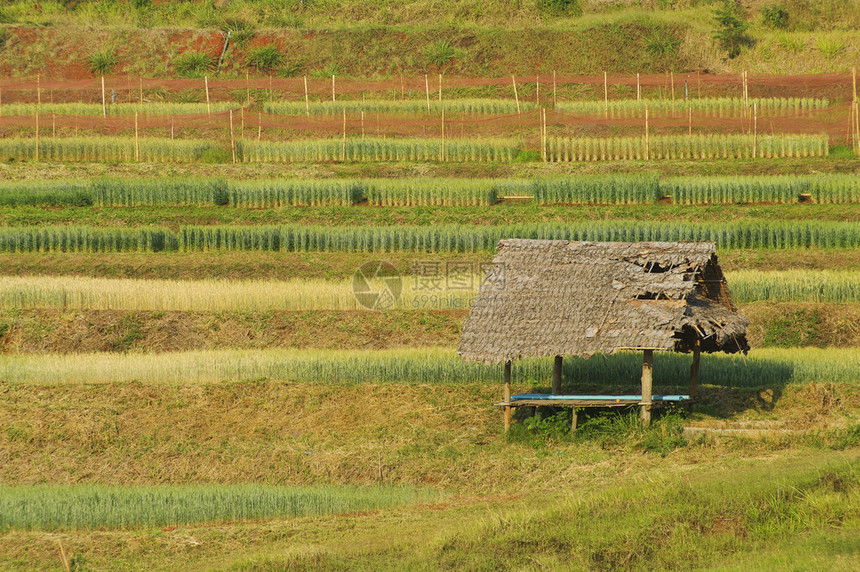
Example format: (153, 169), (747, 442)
(496, 393), (690, 407)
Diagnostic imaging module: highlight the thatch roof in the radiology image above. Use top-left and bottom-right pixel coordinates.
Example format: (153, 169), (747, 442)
(459, 240), (749, 365)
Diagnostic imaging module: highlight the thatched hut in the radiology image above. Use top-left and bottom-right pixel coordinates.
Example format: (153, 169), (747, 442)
(458, 240), (749, 430)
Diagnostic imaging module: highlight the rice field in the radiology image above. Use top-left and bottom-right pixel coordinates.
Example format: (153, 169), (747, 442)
(0, 221), (856, 253)
(546, 134), (829, 161)
(556, 97), (829, 118)
(0, 484), (436, 531)
(0, 270), (855, 313)
(264, 98), (535, 115)
(0, 347), (855, 389)
(238, 137), (519, 163)
(0, 136), (226, 163)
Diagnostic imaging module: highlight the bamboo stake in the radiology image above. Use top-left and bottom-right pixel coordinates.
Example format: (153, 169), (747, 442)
(604, 71), (608, 118)
(332, 74), (336, 102)
(134, 112), (139, 161)
(229, 109), (236, 164)
(304, 76), (310, 116)
(640, 349), (653, 426)
(552, 70), (556, 109)
(342, 108), (347, 161)
(34, 112), (39, 161)
(512, 75), (520, 114)
(258, 112), (262, 141)
(636, 72), (640, 101)
(439, 73), (442, 102)
(671, 71), (675, 116)
(101, 76), (106, 118)
(424, 74), (430, 112)
(204, 76), (211, 118)
(535, 74), (539, 106)
(37, 74), (41, 107)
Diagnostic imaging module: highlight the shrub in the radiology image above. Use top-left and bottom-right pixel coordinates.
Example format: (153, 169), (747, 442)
(173, 52), (214, 78)
(646, 30), (682, 57)
(424, 40), (457, 69)
(87, 50), (119, 75)
(713, 1), (751, 58)
(537, 0), (583, 17)
(761, 4), (789, 29)
(247, 45), (283, 71)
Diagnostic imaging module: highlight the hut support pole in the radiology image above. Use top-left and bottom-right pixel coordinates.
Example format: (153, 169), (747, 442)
(504, 360), (512, 432)
(690, 339), (701, 398)
(640, 349), (653, 426)
(552, 355), (562, 394)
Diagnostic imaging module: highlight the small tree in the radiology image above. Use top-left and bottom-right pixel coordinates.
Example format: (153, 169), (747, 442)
(713, 1), (751, 59)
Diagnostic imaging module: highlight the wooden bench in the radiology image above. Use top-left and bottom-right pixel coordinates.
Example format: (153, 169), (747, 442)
(496, 393), (690, 430)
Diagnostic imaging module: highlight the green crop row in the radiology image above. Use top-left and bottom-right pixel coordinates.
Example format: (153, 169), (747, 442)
(0, 136), (227, 163)
(1, 174), (856, 207)
(0, 347), (855, 389)
(556, 97), (829, 118)
(547, 134), (829, 161)
(0, 102), (237, 117)
(0, 221), (856, 253)
(237, 137), (518, 163)
(264, 98), (535, 115)
(0, 483), (433, 530)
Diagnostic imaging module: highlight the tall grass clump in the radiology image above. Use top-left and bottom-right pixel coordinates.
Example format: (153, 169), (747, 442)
(92, 178), (229, 206)
(0, 137), (227, 163)
(0, 484), (435, 530)
(532, 175), (660, 205)
(0, 180), (92, 206)
(238, 137), (517, 163)
(663, 174), (859, 204)
(366, 178), (501, 206)
(0, 102), (237, 117)
(547, 134), (828, 162)
(229, 179), (364, 207)
(726, 270), (860, 303)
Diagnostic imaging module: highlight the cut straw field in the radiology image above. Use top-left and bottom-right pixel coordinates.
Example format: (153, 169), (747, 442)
(0, 271), (855, 313)
(1, 347), (856, 389)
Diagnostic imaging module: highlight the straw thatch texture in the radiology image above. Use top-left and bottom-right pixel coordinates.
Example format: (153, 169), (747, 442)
(459, 240), (749, 364)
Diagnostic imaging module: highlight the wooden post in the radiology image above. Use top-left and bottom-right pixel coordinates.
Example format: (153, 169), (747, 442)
(512, 75), (520, 114)
(641, 349), (653, 426)
(332, 74), (336, 102)
(342, 108), (346, 161)
(258, 112), (262, 141)
(690, 339), (701, 398)
(101, 76), (106, 118)
(229, 109), (236, 164)
(34, 111), (39, 161)
(552, 355), (562, 394)
(603, 71), (608, 119)
(304, 76), (310, 116)
(671, 71), (675, 116)
(205, 76), (211, 118)
(504, 360), (512, 432)
(134, 112), (139, 162)
(552, 70), (556, 109)
(425, 74), (430, 112)
(571, 408), (578, 432)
